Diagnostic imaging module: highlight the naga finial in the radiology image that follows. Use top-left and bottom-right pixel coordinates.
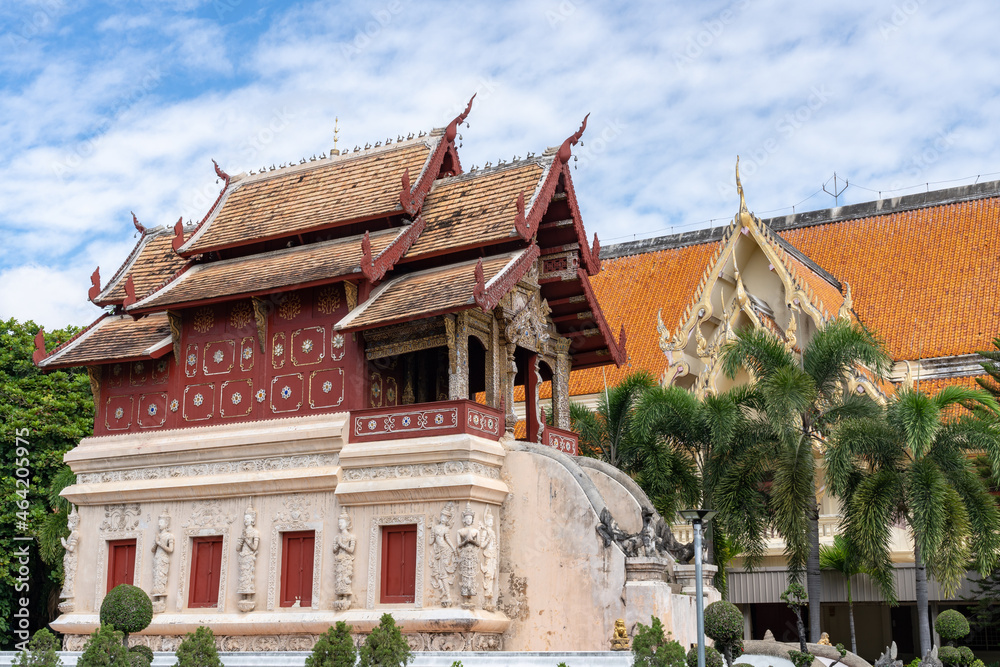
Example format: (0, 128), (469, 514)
(736, 156), (747, 213)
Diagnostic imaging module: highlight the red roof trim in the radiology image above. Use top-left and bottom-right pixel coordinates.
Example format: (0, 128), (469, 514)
(176, 162), (232, 256)
(34, 313), (110, 369)
(473, 244), (541, 311)
(361, 217), (426, 282)
(399, 95), (474, 216)
(574, 268), (626, 366)
(88, 267), (101, 302)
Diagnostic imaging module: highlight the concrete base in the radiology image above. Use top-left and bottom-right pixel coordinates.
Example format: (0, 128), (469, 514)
(674, 563), (719, 597)
(0, 652), (634, 667)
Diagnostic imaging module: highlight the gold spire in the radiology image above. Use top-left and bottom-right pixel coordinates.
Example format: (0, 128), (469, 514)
(331, 117), (340, 156)
(735, 156), (753, 227)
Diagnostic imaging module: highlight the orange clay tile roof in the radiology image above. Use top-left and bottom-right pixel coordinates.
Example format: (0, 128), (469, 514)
(405, 162), (545, 259)
(130, 227), (400, 311)
(783, 252), (845, 317)
(95, 228), (189, 305)
(781, 196), (1000, 360)
(568, 242), (719, 395)
(182, 139), (436, 254)
(337, 253), (518, 331)
(568, 193), (1000, 397)
(38, 313), (171, 368)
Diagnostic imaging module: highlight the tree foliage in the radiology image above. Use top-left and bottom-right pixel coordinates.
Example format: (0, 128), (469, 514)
(358, 613), (411, 667)
(100, 585), (153, 646)
(306, 622), (356, 667)
(77, 625), (128, 667)
(0, 318), (93, 648)
(175, 626), (223, 667)
(686, 646), (724, 667)
(935, 610), (970, 646)
(631, 616), (685, 667)
(14, 628), (61, 667)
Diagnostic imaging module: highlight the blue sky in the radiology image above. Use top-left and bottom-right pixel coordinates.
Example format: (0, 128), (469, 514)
(2, 0), (999, 328)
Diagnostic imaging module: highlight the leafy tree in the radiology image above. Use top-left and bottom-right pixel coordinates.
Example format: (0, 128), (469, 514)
(0, 318), (93, 648)
(127, 646), (152, 667)
(175, 626), (223, 667)
(570, 371), (657, 467)
(100, 584), (153, 647)
(631, 616), (685, 667)
(935, 609), (970, 647)
(720, 319), (891, 642)
(686, 646), (724, 667)
(966, 567), (1000, 641)
(827, 386), (1000, 655)
(781, 582), (809, 653)
(14, 628), (61, 667)
(819, 535), (867, 655)
(306, 622), (356, 667)
(703, 600), (743, 667)
(77, 624), (129, 667)
(358, 613), (411, 667)
(974, 336), (1000, 398)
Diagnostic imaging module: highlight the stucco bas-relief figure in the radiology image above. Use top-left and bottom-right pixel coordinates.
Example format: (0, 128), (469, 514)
(457, 502), (481, 609)
(59, 507), (80, 612)
(480, 506), (498, 612)
(332, 507), (356, 611)
(236, 503), (260, 612)
(429, 501), (458, 607)
(150, 509), (174, 612)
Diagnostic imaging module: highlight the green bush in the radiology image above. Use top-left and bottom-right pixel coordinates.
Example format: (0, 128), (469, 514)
(686, 645), (724, 667)
(127, 655), (147, 667)
(100, 585), (153, 646)
(907, 658), (922, 667)
(788, 650), (814, 667)
(175, 627), (223, 667)
(940, 647), (961, 666)
(78, 624), (129, 667)
(631, 616), (686, 667)
(969, 660), (986, 667)
(959, 647), (976, 666)
(127, 646), (153, 666)
(14, 628), (62, 667)
(936, 610), (971, 646)
(359, 614), (412, 667)
(704, 601), (743, 666)
(306, 622), (356, 667)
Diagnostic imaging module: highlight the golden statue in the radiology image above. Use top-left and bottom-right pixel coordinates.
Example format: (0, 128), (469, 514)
(817, 632), (832, 646)
(611, 618), (630, 650)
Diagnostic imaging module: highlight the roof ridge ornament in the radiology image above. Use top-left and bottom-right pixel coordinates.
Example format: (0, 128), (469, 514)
(131, 212), (145, 235)
(123, 275), (137, 308)
(212, 159), (229, 181)
(171, 217), (185, 253)
(557, 114), (589, 164)
(32, 328), (46, 365)
(735, 156), (754, 228)
(446, 94), (476, 143)
(88, 267), (101, 302)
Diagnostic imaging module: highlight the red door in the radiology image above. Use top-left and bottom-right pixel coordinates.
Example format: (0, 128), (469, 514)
(280, 531), (315, 607)
(380, 525), (417, 603)
(188, 536), (224, 608)
(107, 539), (137, 592)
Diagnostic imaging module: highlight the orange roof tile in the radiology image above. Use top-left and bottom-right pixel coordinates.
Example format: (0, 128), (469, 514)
(95, 228), (189, 305)
(337, 252), (520, 331)
(405, 162), (545, 259)
(182, 139), (437, 254)
(569, 242), (718, 395)
(38, 313), (171, 368)
(130, 227), (399, 311)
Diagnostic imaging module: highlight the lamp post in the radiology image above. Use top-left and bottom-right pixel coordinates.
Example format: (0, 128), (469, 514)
(679, 509), (718, 667)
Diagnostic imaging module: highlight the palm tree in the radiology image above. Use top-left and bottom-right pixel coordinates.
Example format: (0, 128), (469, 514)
(827, 386), (1000, 655)
(819, 535), (866, 654)
(720, 318), (891, 642)
(570, 371), (658, 469)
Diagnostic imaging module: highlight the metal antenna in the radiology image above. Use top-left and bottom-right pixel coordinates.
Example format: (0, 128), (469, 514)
(822, 172), (849, 206)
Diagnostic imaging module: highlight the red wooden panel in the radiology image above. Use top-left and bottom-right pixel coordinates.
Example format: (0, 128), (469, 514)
(107, 539), (137, 592)
(188, 536), (223, 608)
(280, 531), (314, 607)
(380, 525), (417, 603)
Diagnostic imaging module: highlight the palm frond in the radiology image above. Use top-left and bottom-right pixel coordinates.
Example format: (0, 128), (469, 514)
(719, 326), (794, 381)
(803, 319), (891, 398)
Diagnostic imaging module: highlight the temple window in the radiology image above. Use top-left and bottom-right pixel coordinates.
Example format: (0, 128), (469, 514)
(188, 536), (223, 608)
(106, 539), (136, 592)
(279, 531), (315, 607)
(380, 524), (417, 603)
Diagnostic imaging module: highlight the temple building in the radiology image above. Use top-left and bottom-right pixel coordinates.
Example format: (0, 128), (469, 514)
(577, 172), (1000, 660)
(37, 100), (709, 652)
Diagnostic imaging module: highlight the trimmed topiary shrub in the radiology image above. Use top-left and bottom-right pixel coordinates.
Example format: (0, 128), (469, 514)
(128, 646), (153, 666)
(631, 616), (686, 667)
(359, 613), (412, 667)
(788, 650), (815, 667)
(939, 646), (961, 666)
(100, 585), (153, 647)
(175, 626), (223, 667)
(704, 601), (743, 667)
(306, 622), (356, 667)
(958, 647), (976, 666)
(935, 610), (971, 646)
(77, 624), (129, 667)
(686, 645), (724, 667)
(14, 628), (62, 667)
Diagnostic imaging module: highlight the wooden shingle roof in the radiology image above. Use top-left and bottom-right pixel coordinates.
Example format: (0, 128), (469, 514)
(37, 313), (172, 369)
(92, 227), (190, 306)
